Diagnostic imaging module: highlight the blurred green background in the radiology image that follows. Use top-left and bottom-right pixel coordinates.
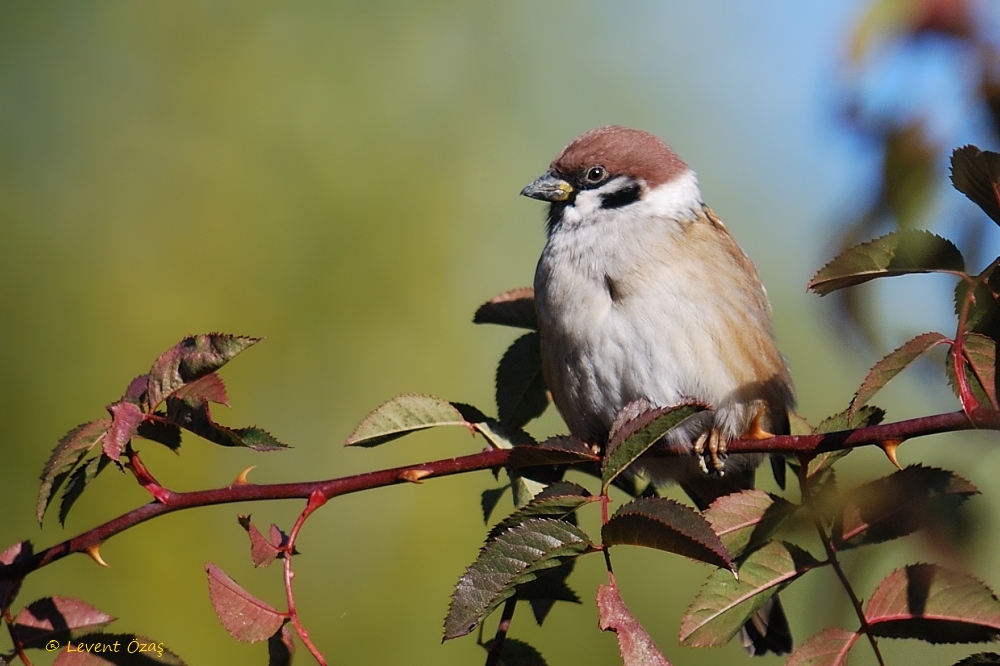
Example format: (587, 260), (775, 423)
(3, 2), (1000, 664)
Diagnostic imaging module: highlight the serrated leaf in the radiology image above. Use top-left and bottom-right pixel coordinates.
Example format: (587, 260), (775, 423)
(238, 515), (283, 568)
(680, 541), (819, 648)
(866, 564), (1000, 642)
(507, 436), (599, 468)
(963, 333), (998, 409)
(147, 334), (260, 409)
(473, 287), (537, 329)
(104, 401), (145, 463)
(472, 418), (536, 450)
(444, 518), (592, 640)
(38, 420), (112, 524)
(166, 399), (287, 451)
(135, 420), (181, 451)
(951, 145), (1000, 226)
(59, 456), (112, 526)
(602, 403), (706, 490)
(0, 541), (32, 612)
(11, 596), (115, 649)
(785, 627), (858, 666)
(597, 582), (672, 666)
(815, 404), (885, 434)
(345, 394), (470, 447)
(835, 465), (979, 550)
(849, 332), (948, 417)
(603, 497), (732, 571)
(489, 483), (593, 539)
(171, 372), (229, 406)
(703, 490), (798, 559)
(496, 332), (549, 428)
(481, 486), (510, 524)
(267, 624), (295, 666)
(509, 471), (549, 508)
(953, 654), (1000, 666)
(54, 633), (186, 665)
(205, 563), (286, 643)
(808, 230), (965, 296)
(516, 560), (581, 625)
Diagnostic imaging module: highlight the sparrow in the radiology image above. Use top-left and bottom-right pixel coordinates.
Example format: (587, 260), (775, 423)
(522, 126), (795, 656)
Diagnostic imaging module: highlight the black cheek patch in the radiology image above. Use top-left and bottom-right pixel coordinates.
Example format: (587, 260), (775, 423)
(600, 183), (641, 210)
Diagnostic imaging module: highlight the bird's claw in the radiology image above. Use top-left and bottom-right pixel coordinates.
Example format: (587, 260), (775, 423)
(693, 429), (727, 476)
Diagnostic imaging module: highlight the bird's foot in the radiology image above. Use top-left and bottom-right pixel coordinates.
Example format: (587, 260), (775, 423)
(693, 428), (728, 476)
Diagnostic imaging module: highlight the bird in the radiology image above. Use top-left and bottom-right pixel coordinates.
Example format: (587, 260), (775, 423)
(521, 125), (795, 656)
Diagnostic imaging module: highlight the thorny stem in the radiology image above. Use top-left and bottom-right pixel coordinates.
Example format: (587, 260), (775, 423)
(483, 597), (518, 666)
(796, 460), (885, 666)
(284, 490), (328, 666)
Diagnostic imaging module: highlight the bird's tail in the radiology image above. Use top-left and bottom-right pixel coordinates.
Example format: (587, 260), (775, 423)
(738, 595), (791, 657)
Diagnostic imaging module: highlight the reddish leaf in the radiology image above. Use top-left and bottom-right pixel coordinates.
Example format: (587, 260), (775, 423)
(0, 541), (33, 611)
(507, 436), (599, 468)
(444, 518), (592, 640)
(703, 489), (797, 559)
(785, 627), (858, 666)
(866, 564), (1000, 642)
(495, 332), (549, 428)
(53, 633), (185, 665)
(597, 582), (671, 666)
(122, 374), (149, 406)
(808, 230), (965, 296)
(205, 563), (286, 643)
(171, 372), (230, 406)
(345, 394), (470, 447)
(12, 596), (115, 648)
(602, 403), (706, 490)
(104, 401), (145, 463)
(603, 497), (732, 572)
(147, 334), (260, 409)
(38, 420), (111, 523)
(681, 541), (818, 648)
(238, 516), (283, 568)
(849, 332), (949, 417)
(951, 145), (1000, 226)
(473, 287), (537, 330)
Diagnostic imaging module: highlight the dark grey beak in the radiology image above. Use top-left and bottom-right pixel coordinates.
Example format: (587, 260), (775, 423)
(521, 172), (573, 202)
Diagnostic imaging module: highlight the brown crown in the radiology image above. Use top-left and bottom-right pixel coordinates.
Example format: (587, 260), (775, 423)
(551, 126), (689, 189)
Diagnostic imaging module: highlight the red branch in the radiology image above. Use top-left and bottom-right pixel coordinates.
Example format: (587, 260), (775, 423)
(2, 408), (997, 582)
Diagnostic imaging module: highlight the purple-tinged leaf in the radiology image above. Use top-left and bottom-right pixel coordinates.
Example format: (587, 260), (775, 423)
(489, 482), (593, 539)
(104, 401), (145, 463)
(680, 541), (819, 648)
(481, 486), (509, 524)
(146, 334), (260, 409)
(38, 420), (111, 523)
(122, 374), (149, 407)
(597, 582), (671, 666)
(951, 145), (1000, 226)
(953, 654), (1000, 666)
(849, 332), (949, 417)
(171, 372), (230, 406)
(53, 633), (185, 665)
(166, 399), (287, 451)
(495, 332), (549, 428)
(206, 563), (286, 643)
(834, 465), (978, 550)
(12, 596), (114, 648)
(267, 624), (295, 666)
(473, 287), (537, 330)
(444, 518), (592, 640)
(603, 497), (732, 571)
(808, 230), (965, 296)
(866, 564), (1000, 642)
(508, 436), (599, 468)
(703, 489), (797, 559)
(345, 394), (470, 447)
(602, 403), (706, 490)
(785, 627), (858, 666)
(59, 456), (112, 526)
(0, 541), (33, 611)
(238, 515), (283, 568)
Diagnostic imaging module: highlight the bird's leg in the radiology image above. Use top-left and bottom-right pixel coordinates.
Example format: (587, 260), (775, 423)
(693, 430), (727, 475)
(693, 431), (710, 474)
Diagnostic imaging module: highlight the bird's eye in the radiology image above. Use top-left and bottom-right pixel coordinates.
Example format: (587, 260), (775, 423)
(585, 166), (606, 184)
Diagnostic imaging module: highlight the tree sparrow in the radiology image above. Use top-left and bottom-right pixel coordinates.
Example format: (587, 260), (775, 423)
(522, 126), (795, 656)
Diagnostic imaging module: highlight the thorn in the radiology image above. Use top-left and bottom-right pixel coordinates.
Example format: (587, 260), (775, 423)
(744, 407), (774, 440)
(398, 469), (431, 484)
(84, 543), (110, 568)
(880, 439), (904, 470)
(233, 466), (256, 485)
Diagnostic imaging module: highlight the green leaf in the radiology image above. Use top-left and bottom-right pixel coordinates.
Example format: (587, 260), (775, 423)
(59, 456), (112, 526)
(473, 287), (537, 330)
(345, 394), (471, 447)
(808, 230), (965, 296)
(603, 497), (732, 572)
(785, 627), (858, 666)
(37, 420), (111, 524)
(951, 145), (1000, 226)
(495, 332), (549, 428)
(680, 541), (819, 648)
(147, 334), (260, 409)
(489, 482), (593, 539)
(443, 518), (592, 640)
(849, 332), (948, 417)
(815, 404), (885, 434)
(964, 333), (998, 409)
(703, 490), (798, 559)
(507, 436), (599, 468)
(602, 403), (706, 491)
(596, 582), (671, 666)
(166, 399), (287, 451)
(834, 465), (979, 550)
(953, 654), (1000, 666)
(866, 564), (1000, 643)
